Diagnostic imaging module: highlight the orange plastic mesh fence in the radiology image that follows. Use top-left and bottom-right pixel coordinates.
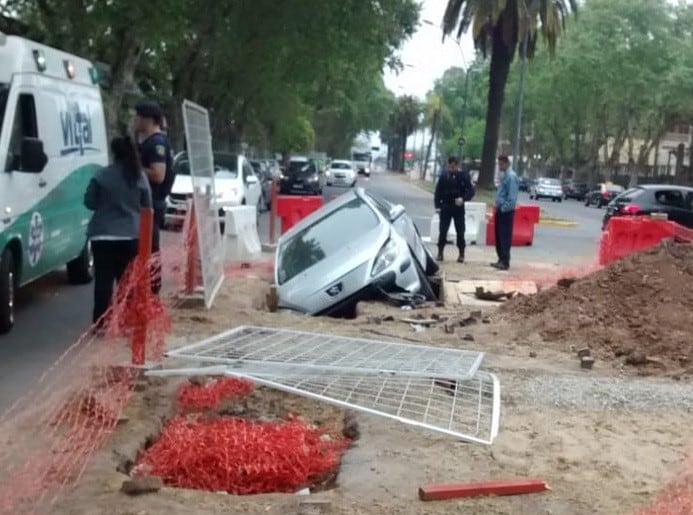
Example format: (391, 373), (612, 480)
(0, 221), (193, 513)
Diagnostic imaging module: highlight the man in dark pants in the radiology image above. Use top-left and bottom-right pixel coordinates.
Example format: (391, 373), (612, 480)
(133, 100), (175, 294)
(434, 156), (475, 262)
(492, 154), (519, 270)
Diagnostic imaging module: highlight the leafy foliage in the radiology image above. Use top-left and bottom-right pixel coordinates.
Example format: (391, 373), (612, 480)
(0, 0), (419, 155)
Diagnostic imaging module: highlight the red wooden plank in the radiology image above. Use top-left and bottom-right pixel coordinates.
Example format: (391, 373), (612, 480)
(419, 478), (549, 501)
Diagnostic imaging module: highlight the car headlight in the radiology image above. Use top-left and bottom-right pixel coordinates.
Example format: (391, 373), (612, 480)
(371, 238), (398, 277)
(309, 174), (319, 182)
(326, 171), (331, 177)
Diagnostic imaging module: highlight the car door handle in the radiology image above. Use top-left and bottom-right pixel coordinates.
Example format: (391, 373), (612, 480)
(39, 178), (47, 188)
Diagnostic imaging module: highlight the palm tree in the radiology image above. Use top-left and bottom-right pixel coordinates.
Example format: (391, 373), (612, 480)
(442, 0), (576, 189)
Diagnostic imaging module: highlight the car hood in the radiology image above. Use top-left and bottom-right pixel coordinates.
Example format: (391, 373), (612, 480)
(170, 175), (242, 195)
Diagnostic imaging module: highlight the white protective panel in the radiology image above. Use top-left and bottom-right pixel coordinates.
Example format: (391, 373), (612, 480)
(181, 100), (225, 308)
(223, 206), (261, 262)
(147, 363), (500, 445)
(166, 325), (485, 380)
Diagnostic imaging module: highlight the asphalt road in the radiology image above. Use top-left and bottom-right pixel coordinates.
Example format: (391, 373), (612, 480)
(360, 171), (604, 264)
(0, 170), (602, 411)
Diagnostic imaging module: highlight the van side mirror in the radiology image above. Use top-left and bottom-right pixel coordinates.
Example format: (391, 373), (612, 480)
(20, 137), (48, 173)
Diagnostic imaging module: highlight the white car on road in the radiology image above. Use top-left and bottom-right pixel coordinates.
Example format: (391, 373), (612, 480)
(165, 152), (262, 228)
(326, 160), (357, 187)
(529, 177), (563, 202)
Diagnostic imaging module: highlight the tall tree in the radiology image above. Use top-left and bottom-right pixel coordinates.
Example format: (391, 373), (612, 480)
(441, 0), (576, 188)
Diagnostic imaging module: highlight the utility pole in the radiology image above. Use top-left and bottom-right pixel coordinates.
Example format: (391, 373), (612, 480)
(512, 0), (530, 174)
(458, 69), (471, 162)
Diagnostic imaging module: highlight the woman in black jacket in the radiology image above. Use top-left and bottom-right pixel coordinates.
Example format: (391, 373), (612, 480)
(84, 136), (152, 326)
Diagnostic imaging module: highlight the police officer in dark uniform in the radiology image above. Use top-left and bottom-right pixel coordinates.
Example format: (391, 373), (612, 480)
(133, 100), (174, 294)
(434, 156), (475, 263)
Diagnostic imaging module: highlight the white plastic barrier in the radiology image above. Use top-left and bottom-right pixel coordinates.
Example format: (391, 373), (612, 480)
(429, 202), (488, 245)
(223, 206), (262, 262)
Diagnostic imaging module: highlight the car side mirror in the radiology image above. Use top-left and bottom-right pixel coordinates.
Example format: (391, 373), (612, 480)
(20, 137), (48, 173)
(246, 174), (259, 185)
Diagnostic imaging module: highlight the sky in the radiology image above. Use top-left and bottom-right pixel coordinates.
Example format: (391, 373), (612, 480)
(383, 0), (476, 100)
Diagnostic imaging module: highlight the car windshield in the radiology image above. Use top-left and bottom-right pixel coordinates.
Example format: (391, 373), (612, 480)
(277, 196), (380, 285)
(288, 160), (315, 175)
(616, 188), (644, 203)
(352, 152), (370, 162)
(539, 178), (560, 186)
(331, 162), (351, 170)
(0, 84), (8, 137)
(174, 153), (238, 178)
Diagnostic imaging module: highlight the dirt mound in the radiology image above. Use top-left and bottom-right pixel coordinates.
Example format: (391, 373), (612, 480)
(501, 241), (693, 373)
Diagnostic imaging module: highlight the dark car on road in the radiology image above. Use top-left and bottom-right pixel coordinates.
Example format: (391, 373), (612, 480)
(518, 177), (532, 192)
(602, 184), (693, 230)
(279, 157), (324, 196)
(563, 182), (589, 201)
(584, 183), (624, 208)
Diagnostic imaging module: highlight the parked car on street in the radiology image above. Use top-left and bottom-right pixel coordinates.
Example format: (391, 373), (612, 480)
(563, 182), (589, 201)
(279, 156), (324, 195)
(518, 177), (532, 192)
(325, 159), (357, 187)
(602, 184), (693, 230)
(165, 152), (262, 229)
(275, 188), (438, 317)
(529, 177), (563, 202)
(584, 183), (624, 208)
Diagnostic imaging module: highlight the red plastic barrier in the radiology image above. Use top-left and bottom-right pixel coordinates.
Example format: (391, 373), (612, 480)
(486, 204), (539, 246)
(276, 195), (324, 234)
(599, 216), (688, 266)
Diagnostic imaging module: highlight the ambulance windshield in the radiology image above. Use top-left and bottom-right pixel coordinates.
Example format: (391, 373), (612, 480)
(0, 84), (8, 137)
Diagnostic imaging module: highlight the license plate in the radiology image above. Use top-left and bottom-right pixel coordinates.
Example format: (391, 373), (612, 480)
(294, 183), (303, 189)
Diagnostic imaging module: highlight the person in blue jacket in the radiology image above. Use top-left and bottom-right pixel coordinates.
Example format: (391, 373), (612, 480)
(492, 154), (519, 270)
(434, 156), (475, 262)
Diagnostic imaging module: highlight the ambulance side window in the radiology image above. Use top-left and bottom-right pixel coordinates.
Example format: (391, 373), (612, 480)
(6, 94), (38, 172)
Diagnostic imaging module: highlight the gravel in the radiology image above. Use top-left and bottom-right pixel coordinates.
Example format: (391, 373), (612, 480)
(504, 374), (693, 412)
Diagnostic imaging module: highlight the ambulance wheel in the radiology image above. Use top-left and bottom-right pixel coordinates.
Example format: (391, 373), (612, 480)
(0, 249), (16, 334)
(67, 242), (94, 285)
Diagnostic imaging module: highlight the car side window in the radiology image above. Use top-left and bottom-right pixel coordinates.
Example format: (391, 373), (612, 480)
(685, 193), (693, 211)
(242, 161), (255, 183)
(6, 93), (38, 172)
(654, 190), (684, 208)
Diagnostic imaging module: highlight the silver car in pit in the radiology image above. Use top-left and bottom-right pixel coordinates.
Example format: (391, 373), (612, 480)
(275, 188), (439, 317)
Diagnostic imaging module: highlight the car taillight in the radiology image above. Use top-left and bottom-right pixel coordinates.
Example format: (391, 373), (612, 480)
(619, 204), (641, 214)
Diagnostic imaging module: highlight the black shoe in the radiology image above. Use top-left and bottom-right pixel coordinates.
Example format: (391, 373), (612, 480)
(457, 250), (465, 263)
(489, 261), (502, 268)
(437, 249), (444, 262)
(491, 262), (509, 271)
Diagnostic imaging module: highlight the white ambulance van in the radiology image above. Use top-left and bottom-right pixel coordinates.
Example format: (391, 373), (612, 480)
(0, 32), (108, 333)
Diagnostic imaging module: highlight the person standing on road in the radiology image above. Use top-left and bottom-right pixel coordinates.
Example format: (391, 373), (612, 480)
(492, 154), (519, 271)
(434, 156), (475, 262)
(133, 100), (174, 294)
(84, 136), (152, 327)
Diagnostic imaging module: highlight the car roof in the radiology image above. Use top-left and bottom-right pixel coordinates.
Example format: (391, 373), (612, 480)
(330, 159), (351, 164)
(635, 184), (693, 192)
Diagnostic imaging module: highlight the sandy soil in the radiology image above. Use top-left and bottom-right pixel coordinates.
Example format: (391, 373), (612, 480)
(51, 249), (693, 515)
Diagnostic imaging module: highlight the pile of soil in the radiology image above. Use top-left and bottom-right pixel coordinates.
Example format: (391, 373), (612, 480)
(501, 241), (693, 372)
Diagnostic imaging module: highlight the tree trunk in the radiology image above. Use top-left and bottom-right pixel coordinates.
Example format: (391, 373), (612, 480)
(103, 30), (145, 139)
(674, 143), (686, 185)
(478, 24), (514, 189)
(422, 109), (439, 180)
